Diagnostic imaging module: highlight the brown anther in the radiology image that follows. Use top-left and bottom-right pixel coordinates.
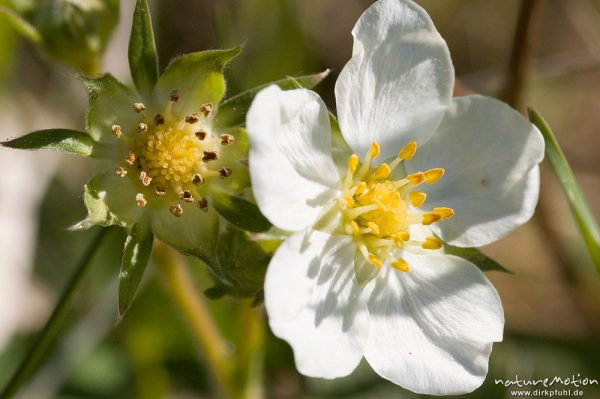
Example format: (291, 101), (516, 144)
(202, 150), (219, 162)
(111, 124), (122, 138)
(195, 130), (207, 140)
(115, 166), (127, 177)
(136, 193), (147, 207)
(154, 114), (165, 126)
(139, 171), (152, 186)
(169, 204), (183, 217)
(133, 102), (146, 113)
(200, 103), (213, 117)
(219, 167), (232, 178)
(197, 197), (208, 212)
(155, 186), (166, 196)
(138, 122), (148, 133)
(169, 90), (180, 102)
(185, 113), (200, 124)
(179, 190), (194, 203)
(192, 174), (204, 185)
(126, 152), (136, 165)
(220, 133), (235, 145)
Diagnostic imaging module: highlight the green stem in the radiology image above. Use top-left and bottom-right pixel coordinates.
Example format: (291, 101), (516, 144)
(153, 243), (233, 398)
(0, 228), (110, 399)
(233, 301), (264, 399)
(529, 109), (600, 273)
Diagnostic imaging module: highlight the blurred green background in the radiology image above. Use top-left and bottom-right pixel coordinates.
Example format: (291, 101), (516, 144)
(1, 0), (600, 398)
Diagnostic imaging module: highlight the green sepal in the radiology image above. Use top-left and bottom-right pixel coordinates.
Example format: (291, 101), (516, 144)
(82, 73), (137, 142)
(154, 47), (241, 118)
(128, 0), (158, 98)
(2, 129), (95, 157)
(354, 254), (379, 288)
(212, 69), (331, 131)
(118, 222), (154, 319)
(329, 112), (353, 176)
(203, 284), (230, 300)
(529, 108), (600, 273)
(215, 228), (273, 297)
(149, 205), (223, 281)
(0, 5), (41, 43)
(75, 172), (143, 230)
(443, 244), (514, 274)
(212, 190), (272, 233)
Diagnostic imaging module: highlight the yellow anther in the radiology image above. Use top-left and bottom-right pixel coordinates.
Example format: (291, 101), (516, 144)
(370, 142), (381, 158)
(350, 221), (360, 234)
(399, 140), (417, 160)
(408, 191), (427, 208)
(367, 222), (380, 235)
(422, 212), (441, 225)
(406, 172), (425, 185)
(422, 236), (442, 250)
(355, 181), (367, 195)
(343, 195), (356, 207)
(348, 154), (359, 173)
(396, 231), (410, 241)
(392, 258), (410, 272)
(392, 233), (407, 247)
(434, 207), (454, 220)
(372, 163), (391, 180)
(368, 253), (383, 268)
(424, 168), (445, 185)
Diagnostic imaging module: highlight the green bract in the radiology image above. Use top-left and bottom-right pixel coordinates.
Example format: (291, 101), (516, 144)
(2, 0), (329, 316)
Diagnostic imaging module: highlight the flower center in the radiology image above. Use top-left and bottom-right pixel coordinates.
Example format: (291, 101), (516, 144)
(339, 141), (453, 272)
(138, 125), (204, 186)
(111, 92), (236, 217)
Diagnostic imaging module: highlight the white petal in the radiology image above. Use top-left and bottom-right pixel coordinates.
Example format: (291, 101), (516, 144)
(247, 86), (341, 232)
(264, 230), (369, 379)
(364, 253), (504, 395)
(407, 95), (545, 247)
(335, 0), (454, 160)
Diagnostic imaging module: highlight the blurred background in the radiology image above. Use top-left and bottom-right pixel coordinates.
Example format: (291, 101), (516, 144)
(1, 0), (600, 398)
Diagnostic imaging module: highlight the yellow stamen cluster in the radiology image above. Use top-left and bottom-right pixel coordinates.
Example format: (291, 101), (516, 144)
(340, 140), (453, 272)
(112, 92), (236, 217)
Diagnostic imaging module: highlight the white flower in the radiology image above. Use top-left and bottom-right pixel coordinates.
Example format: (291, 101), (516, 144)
(247, 0), (544, 395)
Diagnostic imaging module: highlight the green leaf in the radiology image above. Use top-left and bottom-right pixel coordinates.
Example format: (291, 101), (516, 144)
(529, 108), (600, 273)
(82, 73), (137, 142)
(154, 48), (241, 118)
(128, 0), (158, 98)
(2, 129), (95, 156)
(212, 69), (331, 131)
(118, 222), (154, 318)
(0, 5), (41, 43)
(212, 191), (272, 233)
(443, 244), (514, 274)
